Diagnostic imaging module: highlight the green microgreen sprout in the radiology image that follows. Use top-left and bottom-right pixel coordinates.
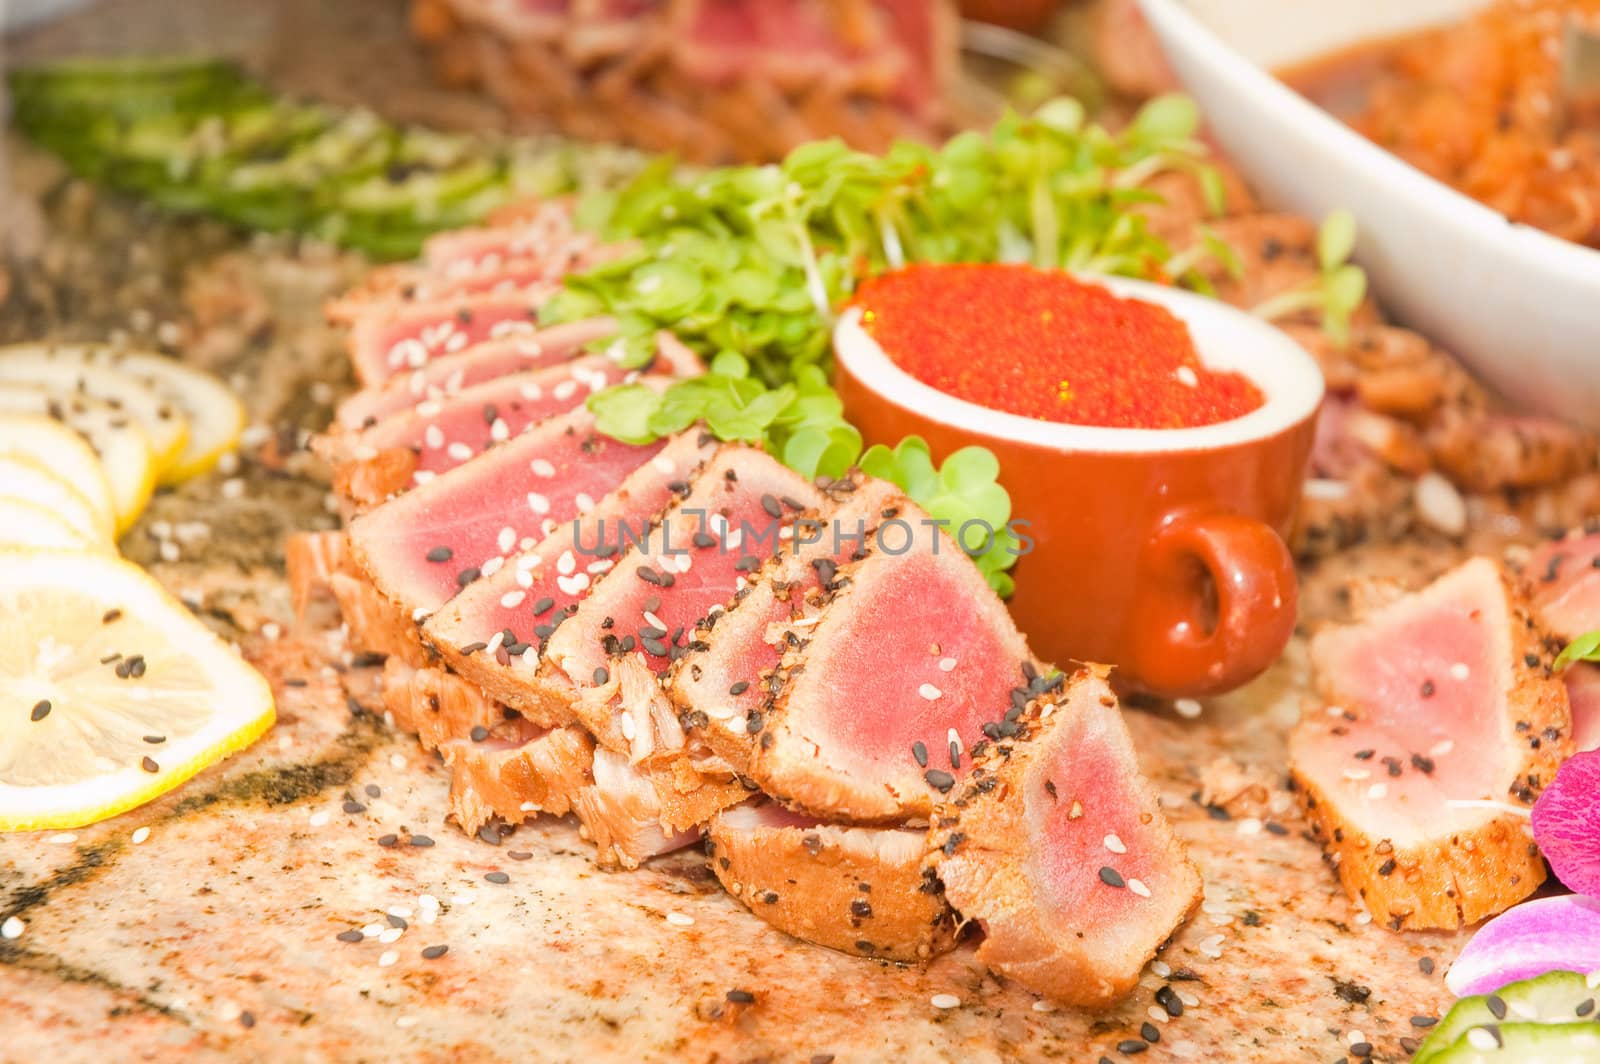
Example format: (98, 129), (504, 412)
(1251, 209), (1368, 344)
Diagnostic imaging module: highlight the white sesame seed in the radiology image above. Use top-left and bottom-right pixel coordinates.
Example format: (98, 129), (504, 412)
(946, 728), (962, 754)
(1104, 834), (1127, 854)
(412, 470), (435, 485)
(1367, 783), (1389, 800)
(666, 912), (694, 927)
(1430, 739), (1455, 757)
(1174, 698), (1202, 719)
(424, 425), (445, 450)
(480, 556), (505, 577)
(361, 922), (384, 938)
(1175, 365), (1199, 388)
(918, 683), (942, 701)
(500, 590), (527, 609)
(1347, 1030), (1366, 1047)
(1449, 663), (1470, 681)
(1, 917), (23, 939)
(930, 994), (961, 1010)
(519, 802), (537, 812)
(48, 832), (77, 845)
(652, 455), (676, 474)
(530, 458), (556, 478)
(395, 1016), (419, 1029)
(387, 905), (414, 919)
(575, 492), (595, 513)
(447, 442), (473, 462)
(643, 610), (666, 631)
(1466, 1028), (1498, 1051)
(1236, 817), (1263, 836)
(527, 492), (550, 515)
(1032, 1000), (1056, 1014)
(390, 754), (407, 770)
(553, 380), (579, 401)
(620, 713), (637, 741)
(1354, 910), (1373, 926)
(1150, 960), (1172, 978)
(416, 400), (442, 418)
(131, 827), (151, 845)
(159, 541), (180, 563)
(1176, 990), (1199, 1008)
(378, 950), (399, 968)
(379, 927), (404, 944)
(557, 573), (590, 596)
(1343, 768), (1371, 781)
(557, 550), (576, 575)
(309, 810), (331, 827)
(490, 419), (509, 443)
(221, 477), (246, 500)
(1147, 1005), (1169, 1024)
(938, 657), (957, 672)
(497, 526), (517, 553)
(418, 894), (440, 910)
(1128, 878), (1152, 898)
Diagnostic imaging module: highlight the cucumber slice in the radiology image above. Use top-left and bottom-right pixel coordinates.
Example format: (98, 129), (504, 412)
(0, 356), (190, 481)
(0, 455), (112, 546)
(0, 387), (157, 533)
(1417, 971), (1600, 1064)
(1426, 1020), (1600, 1062)
(0, 345), (245, 483)
(0, 414), (118, 537)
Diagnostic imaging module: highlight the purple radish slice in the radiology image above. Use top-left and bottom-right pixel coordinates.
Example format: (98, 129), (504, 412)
(1531, 748), (1600, 897)
(1445, 894), (1600, 997)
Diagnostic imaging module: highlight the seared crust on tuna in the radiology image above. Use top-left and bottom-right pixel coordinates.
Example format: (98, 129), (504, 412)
(443, 718), (594, 832)
(381, 658), (516, 751)
(706, 801), (960, 964)
(1289, 558), (1571, 930)
(927, 670), (1202, 1008)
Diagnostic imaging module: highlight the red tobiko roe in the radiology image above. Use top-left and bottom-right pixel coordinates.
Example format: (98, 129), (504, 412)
(854, 263), (1265, 430)
(1530, 747), (1600, 897)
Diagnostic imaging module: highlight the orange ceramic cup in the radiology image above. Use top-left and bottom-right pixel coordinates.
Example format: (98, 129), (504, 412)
(834, 275), (1323, 698)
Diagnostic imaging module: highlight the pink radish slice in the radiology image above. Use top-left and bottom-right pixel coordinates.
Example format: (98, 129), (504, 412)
(1531, 748), (1600, 897)
(1445, 894), (1600, 997)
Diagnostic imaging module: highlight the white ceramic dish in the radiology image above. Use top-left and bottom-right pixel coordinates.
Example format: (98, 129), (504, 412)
(1137, 0), (1600, 430)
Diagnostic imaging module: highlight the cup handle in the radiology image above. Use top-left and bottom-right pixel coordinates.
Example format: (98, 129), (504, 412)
(1126, 508), (1298, 698)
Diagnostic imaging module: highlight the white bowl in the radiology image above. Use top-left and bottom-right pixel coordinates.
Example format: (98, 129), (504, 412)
(1137, 0), (1600, 430)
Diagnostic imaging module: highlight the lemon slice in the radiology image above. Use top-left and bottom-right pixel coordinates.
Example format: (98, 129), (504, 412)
(0, 454), (114, 546)
(0, 387), (157, 533)
(0, 345), (244, 483)
(0, 415), (118, 536)
(0, 357), (190, 480)
(0, 498), (110, 554)
(0, 550), (275, 830)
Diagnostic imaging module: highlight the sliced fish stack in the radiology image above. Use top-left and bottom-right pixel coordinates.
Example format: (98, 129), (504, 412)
(291, 198), (1201, 1004)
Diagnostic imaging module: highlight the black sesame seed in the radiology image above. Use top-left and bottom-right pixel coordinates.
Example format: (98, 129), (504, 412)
(760, 494), (782, 519)
(1577, 999), (1596, 1017)
(593, 666), (610, 685)
(850, 899), (872, 918)
(1264, 821), (1289, 836)
(1353, 749), (1375, 760)
(1099, 866), (1125, 888)
(726, 989), (755, 1004)
(912, 741), (929, 768)
(924, 769), (955, 792)
(533, 597), (555, 616)
(949, 741), (960, 769)
(30, 700), (50, 722)
(1487, 994), (1507, 1020)
(470, 726), (489, 742)
(1350, 1042), (1372, 1058)
(485, 871), (510, 884)
(409, 835), (435, 848)
(1410, 1016), (1437, 1028)
(459, 641), (488, 655)
(1420, 679), (1435, 698)
(378, 834), (399, 847)
(343, 800), (366, 814)
(729, 680), (749, 696)
(1140, 1022), (1160, 1043)
(1115, 1040), (1147, 1055)
(426, 546), (453, 563)
(386, 914), (407, 929)
(456, 566), (481, 587)
(508, 851), (533, 861)
(421, 944), (449, 960)
(240, 1011), (256, 1029)
(1418, 957), (1435, 974)
(365, 784), (381, 798)
(141, 756), (160, 773)
(336, 929), (364, 943)
(102, 608), (122, 624)
(1156, 985), (1182, 1017)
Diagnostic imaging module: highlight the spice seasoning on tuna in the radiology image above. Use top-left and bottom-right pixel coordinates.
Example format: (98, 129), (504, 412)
(854, 264), (1264, 429)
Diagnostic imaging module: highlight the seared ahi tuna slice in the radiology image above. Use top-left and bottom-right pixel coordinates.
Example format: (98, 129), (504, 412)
(333, 318), (616, 430)
(346, 292), (555, 387)
(543, 444), (829, 761)
(1289, 558), (1571, 930)
(1564, 663), (1600, 753)
(381, 658), (513, 752)
(669, 478), (901, 774)
(421, 198), (583, 270)
(327, 257), (590, 325)
(347, 406), (667, 615)
(424, 431), (719, 723)
(927, 669), (1202, 1008)
(1522, 525), (1600, 642)
(746, 501), (1039, 822)
(443, 718), (593, 832)
(323, 356), (634, 481)
(706, 801), (960, 964)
